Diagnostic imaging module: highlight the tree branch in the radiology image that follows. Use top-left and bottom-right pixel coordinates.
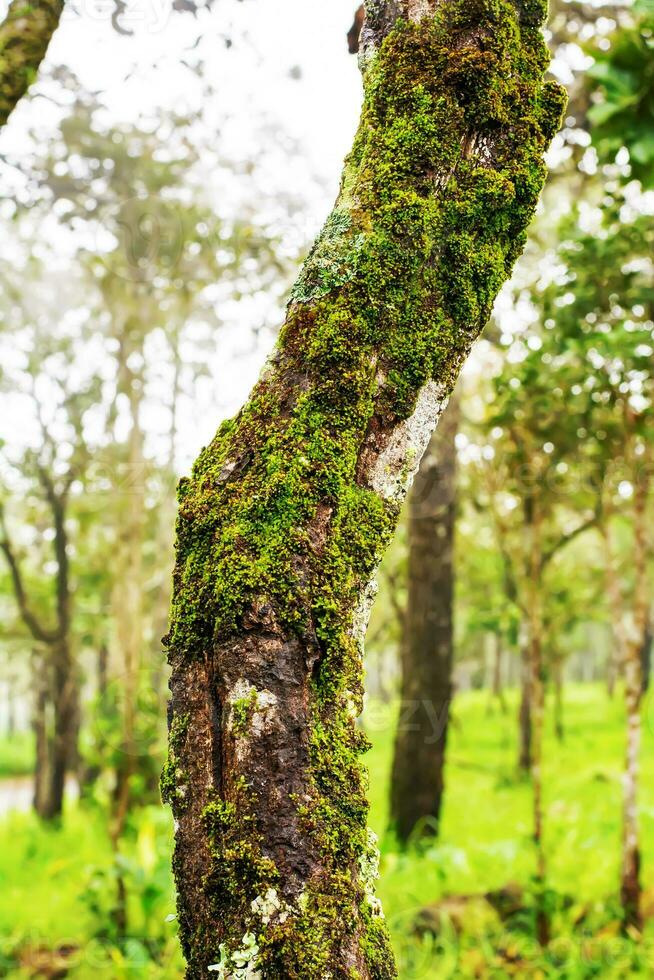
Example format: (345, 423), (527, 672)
(0, 0), (65, 129)
(540, 510), (599, 571)
(0, 503), (60, 644)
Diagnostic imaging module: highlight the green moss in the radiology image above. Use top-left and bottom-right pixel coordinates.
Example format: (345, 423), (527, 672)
(230, 689), (259, 736)
(165, 2), (565, 974)
(160, 712), (189, 806)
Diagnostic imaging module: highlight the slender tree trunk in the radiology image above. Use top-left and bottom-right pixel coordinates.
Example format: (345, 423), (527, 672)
(33, 651), (53, 818)
(490, 634), (507, 714)
(48, 637), (76, 818)
(527, 500), (548, 946)
(640, 618), (651, 695)
(389, 396), (458, 843)
(6, 677), (15, 737)
(31, 638), (76, 820)
(0, 0), (65, 128)
(112, 350), (146, 829)
(110, 366), (146, 935)
(163, 3), (563, 975)
(553, 658), (564, 742)
(98, 642), (109, 699)
(620, 466), (648, 930)
(518, 634), (532, 771)
(604, 524), (625, 700)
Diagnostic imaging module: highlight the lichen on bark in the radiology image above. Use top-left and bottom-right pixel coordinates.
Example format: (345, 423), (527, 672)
(0, 0), (65, 128)
(164, 2), (565, 977)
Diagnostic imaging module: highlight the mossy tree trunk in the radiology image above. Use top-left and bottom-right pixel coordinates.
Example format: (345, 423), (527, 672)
(0, 0), (65, 129)
(389, 395), (458, 844)
(164, 2), (564, 976)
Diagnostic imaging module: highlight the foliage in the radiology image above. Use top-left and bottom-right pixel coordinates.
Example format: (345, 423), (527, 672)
(587, 2), (654, 186)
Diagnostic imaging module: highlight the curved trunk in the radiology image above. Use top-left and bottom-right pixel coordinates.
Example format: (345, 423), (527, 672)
(389, 395), (458, 843)
(0, 0), (65, 128)
(164, 2), (563, 976)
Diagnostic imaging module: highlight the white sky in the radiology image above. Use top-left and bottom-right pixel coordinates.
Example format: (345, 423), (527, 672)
(0, 0), (365, 469)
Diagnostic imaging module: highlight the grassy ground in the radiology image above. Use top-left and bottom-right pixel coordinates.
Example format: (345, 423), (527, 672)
(1, 683), (654, 977)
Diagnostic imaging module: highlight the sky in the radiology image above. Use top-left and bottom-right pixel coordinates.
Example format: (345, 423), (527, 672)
(0, 0), (365, 468)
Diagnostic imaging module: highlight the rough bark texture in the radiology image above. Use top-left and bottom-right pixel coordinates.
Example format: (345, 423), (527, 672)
(389, 396), (458, 844)
(0, 0), (64, 128)
(164, 2), (564, 976)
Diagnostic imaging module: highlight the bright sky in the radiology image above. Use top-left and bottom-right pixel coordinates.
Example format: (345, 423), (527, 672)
(0, 0), (364, 468)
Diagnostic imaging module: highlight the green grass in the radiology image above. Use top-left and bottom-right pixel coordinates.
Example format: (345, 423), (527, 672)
(366, 682), (654, 977)
(1, 683), (654, 977)
(0, 732), (35, 778)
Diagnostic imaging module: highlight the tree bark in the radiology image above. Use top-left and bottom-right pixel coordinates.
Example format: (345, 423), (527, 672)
(164, 3), (563, 975)
(490, 633), (507, 713)
(553, 657), (564, 742)
(640, 617), (651, 695)
(0, 0), (65, 128)
(389, 395), (458, 843)
(518, 635), (532, 771)
(111, 369), (145, 843)
(620, 465), (648, 930)
(604, 522), (625, 700)
(33, 650), (53, 818)
(527, 503), (548, 945)
(0, 472), (76, 820)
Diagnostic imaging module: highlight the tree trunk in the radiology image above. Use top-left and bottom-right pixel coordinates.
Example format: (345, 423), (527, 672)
(48, 637), (76, 819)
(98, 642), (109, 699)
(33, 651), (53, 819)
(490, 633), (507, 713)
(0, 0), (65, 128)
(604, 523), (625, 700)
(640, 618), (651, 695)
(163, 3), (563, 975)
(526, 498), (548, 946)
(389, 395), (458, 844)
(621, 466), (648, 930)
(553, 658), (564, 742)
(518, 635), (532, 771)
(111, 345), (146, 839)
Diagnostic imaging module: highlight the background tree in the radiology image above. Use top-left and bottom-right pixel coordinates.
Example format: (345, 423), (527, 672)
(0, 257), (101, 818)
(389, 395), (458, 844)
